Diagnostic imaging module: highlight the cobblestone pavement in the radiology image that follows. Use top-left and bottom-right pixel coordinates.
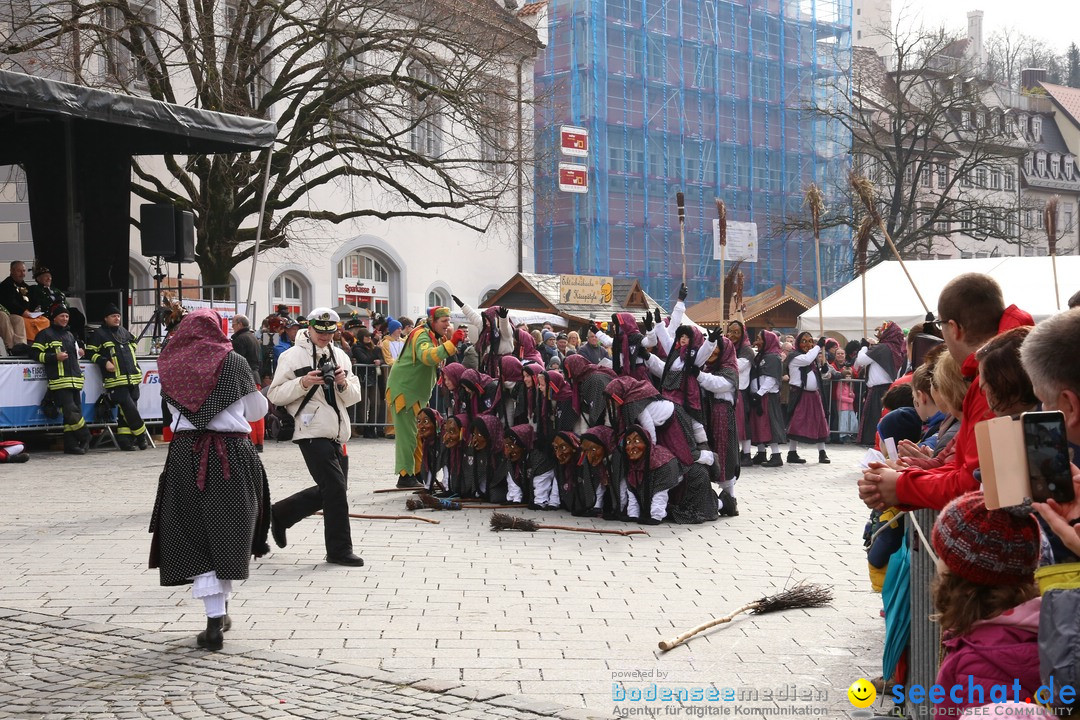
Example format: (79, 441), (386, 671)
(1, 437), (886, 718)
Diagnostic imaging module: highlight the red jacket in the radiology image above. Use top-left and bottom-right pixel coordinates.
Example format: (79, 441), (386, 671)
(895, 305), (1034, 510)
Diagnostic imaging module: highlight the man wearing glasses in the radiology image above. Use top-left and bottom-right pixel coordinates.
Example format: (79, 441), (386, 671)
(267, 307), (365, 567)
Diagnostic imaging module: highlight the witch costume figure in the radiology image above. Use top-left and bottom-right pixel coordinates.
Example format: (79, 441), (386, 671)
(503, 424), (556, 508)
(562, 354), (616, 430)
(416, 408), (443, 491)
(552, 430), (588, 515)
(438, 413), (468, 497)
(603, 375), (707, 469)
(854, 321), (905, 446)
(619, 424), (683, 525)
(785, 332), (831, 465)
(495, 355), (529, 428)
(150, 309), (272, 652)
(696, 334), (741, 517)
(749, 330), (787, 467)
(464, 415), (507, 502)
(580, 426), (622, 519)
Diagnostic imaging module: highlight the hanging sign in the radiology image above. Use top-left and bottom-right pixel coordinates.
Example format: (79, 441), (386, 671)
(560, 125), (588, 157)
(558, 163), (588, 193)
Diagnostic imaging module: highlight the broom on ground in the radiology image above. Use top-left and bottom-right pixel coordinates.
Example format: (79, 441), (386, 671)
(489, 512), (649, 537)
(406, 494), (525, 511)
(315, 511), (440, 525)
(657, 581), (834, 652)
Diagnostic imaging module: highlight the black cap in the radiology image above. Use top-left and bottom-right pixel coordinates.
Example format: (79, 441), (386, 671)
(48, 302), (69, 320)
(103, 303), (121, 318)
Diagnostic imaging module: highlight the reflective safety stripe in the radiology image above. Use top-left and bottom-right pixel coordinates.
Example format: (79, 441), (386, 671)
(63, 417), (86, 432)
(132, 425), (147, 436)
(117, 427), (132, 435)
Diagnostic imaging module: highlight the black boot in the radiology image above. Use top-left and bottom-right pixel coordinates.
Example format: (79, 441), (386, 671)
(136, 433), (149, 450)
(270, 505), (287, 549)
(396, 474), (423, 489)
(718, 489), (739, 517)
(763, 454), (783, 467)
(222, 602), (231, 632)
(752, 451), (767, 465)
(819, 450), (831, 464)
(196, 616), (224, 651)
(787, 451), (807, 464)
(63, 432), (86, 455)
(739, 452), (753, 465)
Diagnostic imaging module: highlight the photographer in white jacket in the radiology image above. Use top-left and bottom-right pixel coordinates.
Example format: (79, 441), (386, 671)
(267, 308), (364, 567)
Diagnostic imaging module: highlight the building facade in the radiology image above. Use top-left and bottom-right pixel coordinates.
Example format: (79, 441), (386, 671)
(0, 1), (541, 333)
(531, 0), (854, 305)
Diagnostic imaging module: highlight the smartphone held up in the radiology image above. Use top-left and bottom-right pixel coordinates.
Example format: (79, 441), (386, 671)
(976, 410), (1074, 510)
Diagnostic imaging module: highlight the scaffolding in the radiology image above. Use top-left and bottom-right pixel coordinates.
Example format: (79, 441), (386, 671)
(534, 0), (854, 307)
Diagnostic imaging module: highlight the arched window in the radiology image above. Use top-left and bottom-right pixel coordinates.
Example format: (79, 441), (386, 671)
(337, 251), (390, 317)
(272, 273), (306, 317)
(427, 288), (449, 309)
(338, 251), (389, 282)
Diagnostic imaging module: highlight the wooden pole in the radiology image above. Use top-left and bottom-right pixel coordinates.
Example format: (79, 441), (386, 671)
(805, 184), (826, 337)
(677, 191), (687, 286)
(715, 198), (727, 326)
(1047, 197), (1061, 310)
(315, 511), (440, 525)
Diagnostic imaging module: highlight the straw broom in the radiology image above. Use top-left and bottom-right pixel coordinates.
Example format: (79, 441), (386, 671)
(489, 512), (649, 537)
(733, 270), (745, 324)
(1046, 196), (1061, 310)
(406, 494), (525, 511)
(805, 184), (826, 337)
(715, 198), (727, 326)
(658, 581), (834, 652)
(855, 214), (873, 340)
(677, 191), (687, 286)
(850, 172), (930, 314)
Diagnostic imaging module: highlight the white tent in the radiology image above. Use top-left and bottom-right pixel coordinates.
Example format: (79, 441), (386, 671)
(798, 256), (1079, 341)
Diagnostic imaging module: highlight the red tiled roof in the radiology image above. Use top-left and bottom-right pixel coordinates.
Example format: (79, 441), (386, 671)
(518, 1), (546, 17)
(1041, 82), (1080, 130)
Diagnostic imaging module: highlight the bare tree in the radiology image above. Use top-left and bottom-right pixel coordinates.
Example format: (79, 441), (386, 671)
(780, 24), (1032, 267)
(985, 28), (1065, 90)
(0, 0), (540, 295)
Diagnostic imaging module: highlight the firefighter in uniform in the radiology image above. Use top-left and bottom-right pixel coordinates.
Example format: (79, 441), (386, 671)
(87, 303), (147, 450)
(32, 303), (90, 454)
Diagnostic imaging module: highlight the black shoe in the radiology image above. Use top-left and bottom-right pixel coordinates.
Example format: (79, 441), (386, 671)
(64, 447), (86, 455)
(270, 506), (287, 549)
(752, 451), (767, 465)
(739, 453), (753, 465)
(119, 443), (136, 452)
(434, 489), (459, 499)
(136, 434), (149, 450)
(326, 553), (365, 567)
(254, 444), (263, 454)
(196, 616), (224, 651)
(763, 454), (783, 467)
(396, 474), (424, 489)
(641, 517), (662, 526)
(819, 450), (831, 464)
(222, 602), (231, 632)
(8, 453), (29, 463)
(787, 451), (807, 464)
(718, 490), (739, 517)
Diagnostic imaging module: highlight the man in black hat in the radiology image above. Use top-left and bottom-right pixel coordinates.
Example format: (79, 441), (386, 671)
(87, 303), (147, 450)
(27, 264), (85, 339)
(32, 303), (90, 454)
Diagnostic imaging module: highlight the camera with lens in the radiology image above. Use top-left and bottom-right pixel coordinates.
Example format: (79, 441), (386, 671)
(317, 354), (338, 400)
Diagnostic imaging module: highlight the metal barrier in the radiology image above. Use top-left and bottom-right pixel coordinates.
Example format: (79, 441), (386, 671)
(345, 364), (450, 431)
(819, 374), (868, 444)
(906, 508), (942, 718)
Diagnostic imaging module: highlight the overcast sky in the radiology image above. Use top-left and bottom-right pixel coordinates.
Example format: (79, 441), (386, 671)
(893, 0), (1079, 53)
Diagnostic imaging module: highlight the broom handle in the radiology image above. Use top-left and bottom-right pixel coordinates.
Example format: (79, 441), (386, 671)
(680, 220), (687, 286)
(538, 524), (649, 536)
(861, 271), (868, 341)
(1052, 252), (1061, 311)
(460, 504), (527, 509)
(374, 487), (423, 494)
(720, 244), (726, 326)
(876, 219), (929, 313)
(658, 602), (757, 651)
(317, 511), (440, 525)
(815, 234), (824, 337)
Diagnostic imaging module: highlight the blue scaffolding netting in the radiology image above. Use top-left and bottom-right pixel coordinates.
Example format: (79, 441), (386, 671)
(534, 0), (854, 308)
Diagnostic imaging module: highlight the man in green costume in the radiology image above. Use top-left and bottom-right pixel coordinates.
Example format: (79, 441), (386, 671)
(386, 305), (466, 487)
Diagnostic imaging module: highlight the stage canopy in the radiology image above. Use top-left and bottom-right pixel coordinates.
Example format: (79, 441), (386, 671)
(0, 69), (275, 320)
(798, 256), (1079, 340)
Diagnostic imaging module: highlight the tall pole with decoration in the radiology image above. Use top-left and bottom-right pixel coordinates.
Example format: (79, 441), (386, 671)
(856, 215), (873, 340)
(715, 198), (727, 327)
(676, 191), (687, 287)
(1046, 196), (1061, 310)
(805, 184), (825, 337)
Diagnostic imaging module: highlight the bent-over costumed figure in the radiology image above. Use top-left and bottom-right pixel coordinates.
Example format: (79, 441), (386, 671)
(150, 309), (271, 651)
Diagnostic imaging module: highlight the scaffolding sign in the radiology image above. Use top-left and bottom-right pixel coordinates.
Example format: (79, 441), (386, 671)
(713, 220), (758, 263)
(558, 163), (588, 193)
(560, 125), (588, 157)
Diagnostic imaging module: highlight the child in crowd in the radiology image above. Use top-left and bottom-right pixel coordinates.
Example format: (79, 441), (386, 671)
(831, 347), (858, 443)
(930, 491), (1041, 714)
